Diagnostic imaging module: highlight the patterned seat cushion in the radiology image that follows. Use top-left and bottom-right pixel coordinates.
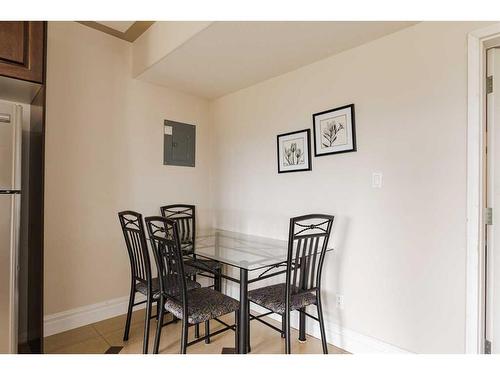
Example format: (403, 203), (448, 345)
(164, 287), (239, 324)
(180, 241), (194, 254)
(183, 264), (200, 277)
(136, 276), (200, 297)
(248, 283), (317, 314)
(184, 258), (222, 273)
(136, 278), (160, 295)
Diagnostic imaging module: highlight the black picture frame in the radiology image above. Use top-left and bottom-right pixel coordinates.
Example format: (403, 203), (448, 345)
(312, 104), (357, 157)
(276, 129), (312, 173)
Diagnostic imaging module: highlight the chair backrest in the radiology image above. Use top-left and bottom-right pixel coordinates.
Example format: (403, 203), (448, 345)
(160, 204), (195, 254)
(286, 214), (334, 297)
(118, 211), (152, 285)
(145, 216), (187, 304)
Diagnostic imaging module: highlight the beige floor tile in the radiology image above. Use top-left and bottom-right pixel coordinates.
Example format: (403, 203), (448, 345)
(92, 308), (148, 336)
(47, 308), (348, 355)
(49, 336), (110, 354)
(102, 320), (148, 347)
(44, 325), (101, 353)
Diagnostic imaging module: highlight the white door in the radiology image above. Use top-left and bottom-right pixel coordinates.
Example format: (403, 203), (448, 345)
(486, 47), (500, 354)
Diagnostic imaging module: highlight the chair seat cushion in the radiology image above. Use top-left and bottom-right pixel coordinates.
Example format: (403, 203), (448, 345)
(184, 258), (222, 273)
(248, 283), (317, 314)
(180, 241), (194, 254)
(183, 264), (200, 277)
(164, 287), (239, 324)
(136, 278), (160, 296)
(136, 276), (200, 297)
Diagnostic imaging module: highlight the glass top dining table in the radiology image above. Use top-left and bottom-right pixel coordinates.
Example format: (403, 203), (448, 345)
(188, 228), (334, 354)
(194, 229), (334, 271)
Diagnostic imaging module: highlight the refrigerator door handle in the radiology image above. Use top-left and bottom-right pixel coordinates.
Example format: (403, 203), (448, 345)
(0, 113), (11, 123)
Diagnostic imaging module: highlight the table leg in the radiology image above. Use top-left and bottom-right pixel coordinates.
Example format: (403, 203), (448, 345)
(238, 268), (249, 354)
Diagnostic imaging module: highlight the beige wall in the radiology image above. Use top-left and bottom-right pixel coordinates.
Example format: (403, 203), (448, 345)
(44, 22), (213, 315)
(210, 22), (490, 353)
(45, 20), (493, 353)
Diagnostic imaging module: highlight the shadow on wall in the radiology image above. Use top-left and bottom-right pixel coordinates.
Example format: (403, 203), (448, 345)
(328, 215), (349, 346)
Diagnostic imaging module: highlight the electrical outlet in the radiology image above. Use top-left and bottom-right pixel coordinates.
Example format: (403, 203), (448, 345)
(336, 294), (344, 309)
(372, 172), (383, 188)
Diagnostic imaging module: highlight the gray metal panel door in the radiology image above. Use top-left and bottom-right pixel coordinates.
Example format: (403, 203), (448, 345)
(164, 120), (196, 167)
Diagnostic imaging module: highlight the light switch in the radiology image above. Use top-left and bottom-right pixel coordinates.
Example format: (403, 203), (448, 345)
(372, 172), (383, 188)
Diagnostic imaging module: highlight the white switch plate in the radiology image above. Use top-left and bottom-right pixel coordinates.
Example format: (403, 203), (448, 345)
(372, 172), (383, 188)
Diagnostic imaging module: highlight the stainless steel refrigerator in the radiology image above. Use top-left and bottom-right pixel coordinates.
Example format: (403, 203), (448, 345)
(0, 100), (22, 353)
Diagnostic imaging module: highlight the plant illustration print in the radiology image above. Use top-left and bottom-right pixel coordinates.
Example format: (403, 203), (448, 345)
(277, 129), (311, 173)
(313, 104), (355, 156)
(322, 120), (344, 148)
(283, 141), (304, 166)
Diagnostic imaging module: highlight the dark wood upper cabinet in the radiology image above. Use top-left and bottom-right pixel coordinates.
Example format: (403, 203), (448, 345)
(0, 22), (45, 84)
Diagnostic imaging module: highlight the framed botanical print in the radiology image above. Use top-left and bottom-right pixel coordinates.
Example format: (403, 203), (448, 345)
(276, 129), (312, 173)
(313, 104), (356, 156)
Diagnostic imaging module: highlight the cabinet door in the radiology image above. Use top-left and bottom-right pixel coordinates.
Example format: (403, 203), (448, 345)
(0, 22), (45, 83)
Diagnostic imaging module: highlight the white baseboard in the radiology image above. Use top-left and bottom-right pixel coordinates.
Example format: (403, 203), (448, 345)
(225, 284), (411, 354)
(44, 295), (149, 337)
(44, 288), (411, 353)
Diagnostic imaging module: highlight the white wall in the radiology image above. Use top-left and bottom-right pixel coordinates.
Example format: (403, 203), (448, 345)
(210, 21), (490, 353)
(44, 22), (213, 315)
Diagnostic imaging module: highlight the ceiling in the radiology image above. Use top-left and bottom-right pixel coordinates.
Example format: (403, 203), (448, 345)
(79, 21), (154, 42)
(137, 21), (418, 99)
(96, 21), (135, 33)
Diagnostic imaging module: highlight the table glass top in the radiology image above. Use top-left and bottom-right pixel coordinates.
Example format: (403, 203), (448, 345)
(194, 229), (333, 271)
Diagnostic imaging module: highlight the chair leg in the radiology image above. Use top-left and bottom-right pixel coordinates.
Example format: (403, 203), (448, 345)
(285, 309), (291, 354)
(143, 294), (152, 354)
(205, 320), (211, 344)
(317, 298), (328, 354)
(298, 307), (306, 342)
(215, 273), (222, 292)
(180, 320), (189, 354)
(281, 314), (286, 338)
(247, 301), (251, 352)
(123, 284), (135, 341)
(192, 274), (200, 339)
(153, 295), (165, 354)
(235, 310), (240, 353)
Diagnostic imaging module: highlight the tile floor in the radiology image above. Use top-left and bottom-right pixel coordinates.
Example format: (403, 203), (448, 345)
(44, 308), (347, 354)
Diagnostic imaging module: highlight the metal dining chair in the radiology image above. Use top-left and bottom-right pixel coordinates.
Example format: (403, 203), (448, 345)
(145, 216), (240, 354)
(160, 204), (223, 339)
(118, 210), (200, 354)
(247, 214), (334, 354)
(160, 204), (222, 289)
(118, 211), (158, 354)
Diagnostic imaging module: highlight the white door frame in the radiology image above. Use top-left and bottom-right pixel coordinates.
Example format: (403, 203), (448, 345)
(467, 23), (500, 354)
